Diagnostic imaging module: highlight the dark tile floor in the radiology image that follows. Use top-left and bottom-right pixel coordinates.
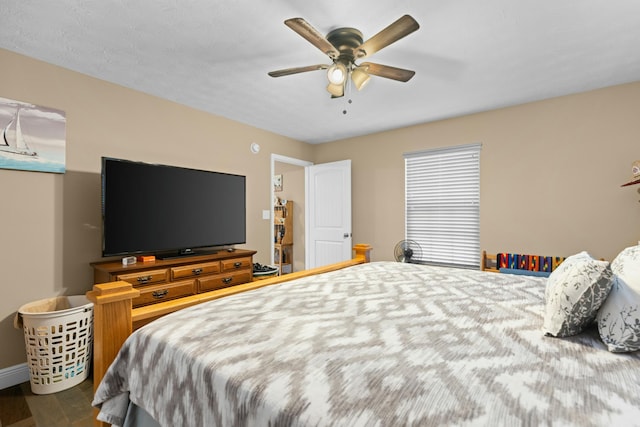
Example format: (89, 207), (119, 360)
(0, 378), (94, 427)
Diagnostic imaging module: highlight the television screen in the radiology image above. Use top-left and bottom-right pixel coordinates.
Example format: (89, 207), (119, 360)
(101, 157), (246, 258)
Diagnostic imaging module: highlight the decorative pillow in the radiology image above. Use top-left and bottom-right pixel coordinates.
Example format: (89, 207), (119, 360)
(597, 245), (640, 352)
(543, 251), (613, 337)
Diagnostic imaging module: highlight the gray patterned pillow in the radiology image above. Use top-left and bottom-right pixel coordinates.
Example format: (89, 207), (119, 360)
(543, 251), (613, 337)
(597, 245), (640, 352)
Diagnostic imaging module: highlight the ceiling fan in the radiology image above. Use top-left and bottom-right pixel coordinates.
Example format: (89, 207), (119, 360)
(268, 15), (420, 98)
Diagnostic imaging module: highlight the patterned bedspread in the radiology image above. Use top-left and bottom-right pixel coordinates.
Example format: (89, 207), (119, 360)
(93, 262), (640, 427)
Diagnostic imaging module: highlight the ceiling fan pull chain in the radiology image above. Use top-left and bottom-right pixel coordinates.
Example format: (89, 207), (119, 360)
(343, 78), (353, 115)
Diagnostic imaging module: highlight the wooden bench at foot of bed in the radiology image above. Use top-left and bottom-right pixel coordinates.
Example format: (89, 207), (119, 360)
(481, 250), (572, 276)
(86, 244), (372, 427)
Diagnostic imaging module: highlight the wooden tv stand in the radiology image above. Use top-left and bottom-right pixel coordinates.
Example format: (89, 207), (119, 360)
(91, 249), (256, 310)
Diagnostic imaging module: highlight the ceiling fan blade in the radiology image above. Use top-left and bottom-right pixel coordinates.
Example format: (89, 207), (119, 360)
(284, 18), (340, 59)
(355, 15), (419, 59)
(268, 64), (328, 78)
(360, 62), (416, 82)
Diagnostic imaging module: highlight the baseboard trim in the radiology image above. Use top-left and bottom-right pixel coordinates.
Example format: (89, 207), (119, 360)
(0, 363), (30, 390)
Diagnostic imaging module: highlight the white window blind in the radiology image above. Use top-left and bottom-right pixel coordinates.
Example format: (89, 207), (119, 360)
(404, 143), (481, 269)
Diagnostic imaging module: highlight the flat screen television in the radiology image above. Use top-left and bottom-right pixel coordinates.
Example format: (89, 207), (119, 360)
(101, 157), (246, 258)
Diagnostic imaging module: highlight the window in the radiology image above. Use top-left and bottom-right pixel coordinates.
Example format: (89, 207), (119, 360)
(404, 143), (481, 268)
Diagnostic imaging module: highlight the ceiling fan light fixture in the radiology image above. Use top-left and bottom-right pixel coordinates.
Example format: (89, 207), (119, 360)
(351, 66), (371, 91)
(326, 82), (344, 97)
(327, 62), (347, 85)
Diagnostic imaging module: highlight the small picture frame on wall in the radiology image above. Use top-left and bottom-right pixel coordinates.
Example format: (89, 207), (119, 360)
(0, 96), (66, 174)
(273, 174), (283, 192)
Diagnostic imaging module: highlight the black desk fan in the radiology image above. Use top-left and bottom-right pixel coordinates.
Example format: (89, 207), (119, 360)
(394, 240), (422, 263)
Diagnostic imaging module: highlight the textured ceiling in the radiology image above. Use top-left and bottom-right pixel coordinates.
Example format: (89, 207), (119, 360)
(1, 1), (639, 144)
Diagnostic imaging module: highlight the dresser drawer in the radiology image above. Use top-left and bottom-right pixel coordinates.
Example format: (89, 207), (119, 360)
(221, 257), (252, 272)
(198, 271), (252, 292)
(117, 269), (169, 287)
(133, 280), (196, 307)
(171, 261), (220, 280)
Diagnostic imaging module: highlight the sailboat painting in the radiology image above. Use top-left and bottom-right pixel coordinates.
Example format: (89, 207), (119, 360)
(0, 97), (66, 173)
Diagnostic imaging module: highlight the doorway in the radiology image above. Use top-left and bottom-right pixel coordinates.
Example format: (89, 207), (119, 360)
(271, 154), (312, 272)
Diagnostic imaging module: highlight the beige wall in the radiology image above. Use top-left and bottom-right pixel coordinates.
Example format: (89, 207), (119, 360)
(0, 49), (314, 369)
(2, 46), (639, 371)
(315, 82), (640, 263)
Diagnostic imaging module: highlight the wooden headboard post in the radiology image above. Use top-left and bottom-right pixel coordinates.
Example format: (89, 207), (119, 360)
(86, 281), (140, 427)
(354, 243), (372, 263)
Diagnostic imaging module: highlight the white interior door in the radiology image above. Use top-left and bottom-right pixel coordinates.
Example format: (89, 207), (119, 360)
(305, 160), (352, 268)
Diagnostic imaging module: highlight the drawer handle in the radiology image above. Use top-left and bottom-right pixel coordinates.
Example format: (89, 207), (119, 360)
(192, 268), (203, 275)
(233, 262), (242, 268)
(222, 277), (233, 284)
(152, 290), (168, 299)
(137, 276), (152, 284)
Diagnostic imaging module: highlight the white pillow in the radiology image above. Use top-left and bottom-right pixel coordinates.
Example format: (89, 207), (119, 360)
(597, 245), (640, 352)
(543, 251), (613, 337)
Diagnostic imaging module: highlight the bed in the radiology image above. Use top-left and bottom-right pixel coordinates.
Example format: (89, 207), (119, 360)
(89, 244), (640, 426)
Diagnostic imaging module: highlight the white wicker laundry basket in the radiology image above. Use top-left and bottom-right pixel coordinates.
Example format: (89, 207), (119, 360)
(17, 295), (93, 394)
